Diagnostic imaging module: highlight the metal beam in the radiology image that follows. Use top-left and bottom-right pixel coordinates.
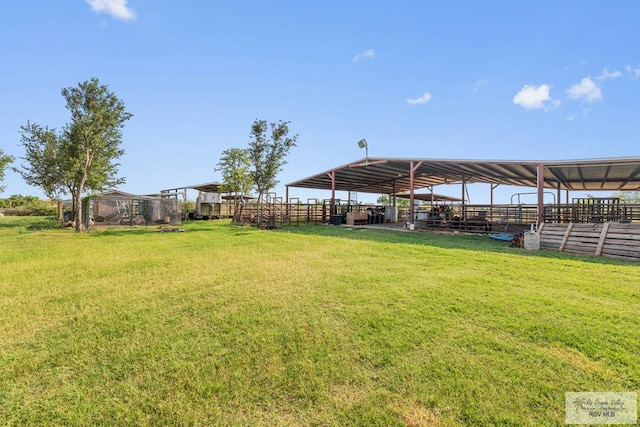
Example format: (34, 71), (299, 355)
(408, 161), (424, 229)
(490, 183), (499, 220)
(617, 165), (640, 190)
(462, 177), (467, 204)
(327, 170), (336, 215)
(537, 163), (545, 225)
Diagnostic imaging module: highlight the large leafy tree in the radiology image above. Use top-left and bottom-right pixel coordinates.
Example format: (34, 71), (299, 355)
(16, 123), (66, 199)
(216, 147), (253, 196)
(0, 150), (14, 192)
(17, 122), (91, 219)
(247, 119), (297, 206)
(215, 147), (253, 221)
(17, 78), (132, 231)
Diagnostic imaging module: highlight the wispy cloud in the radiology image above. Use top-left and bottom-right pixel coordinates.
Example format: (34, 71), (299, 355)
(626, 64), (640, 79)
(567, 77), (602, 103)
(86, 0), (136, 22)
(472, 78), (488, 93)
(406, 92), (432, 105)
(353, 49), (375, 63)
(513, 84), (557, 110)
(596, 68), (622, 80)
(567, 108), (593, 122)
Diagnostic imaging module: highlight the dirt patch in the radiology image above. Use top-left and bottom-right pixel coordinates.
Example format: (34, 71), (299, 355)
(330, 384), (366, 406)
(542, 346), (609, 375)
(390, 400), (444, 427)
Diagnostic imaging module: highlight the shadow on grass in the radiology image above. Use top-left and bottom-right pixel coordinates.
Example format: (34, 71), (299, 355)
(0, 216), (60, 231)
(86, 223), (244, 236)
(278, 224), (639, 266)
(0, 218), (175, 236)
(87, 220), (238, 236)
(87, 226), (189, 237)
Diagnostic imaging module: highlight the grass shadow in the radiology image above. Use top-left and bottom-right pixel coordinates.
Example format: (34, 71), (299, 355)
(87, 226), (187, 237)
(0, 216), (61, 231)
(278, 224), (639, 266)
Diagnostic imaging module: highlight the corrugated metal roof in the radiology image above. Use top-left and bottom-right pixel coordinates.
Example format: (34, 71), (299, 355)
(161, 182), (222, 193)
(286, 157), (640, 193)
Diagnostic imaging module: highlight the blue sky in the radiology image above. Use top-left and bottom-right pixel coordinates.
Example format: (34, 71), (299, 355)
(1, 1), (639, 204)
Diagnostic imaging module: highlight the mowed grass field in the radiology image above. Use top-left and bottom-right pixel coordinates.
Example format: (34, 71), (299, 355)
(1, 217), (638, 426)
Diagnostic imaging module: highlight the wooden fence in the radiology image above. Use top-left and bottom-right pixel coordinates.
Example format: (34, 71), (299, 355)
(539, 222), (640, 262)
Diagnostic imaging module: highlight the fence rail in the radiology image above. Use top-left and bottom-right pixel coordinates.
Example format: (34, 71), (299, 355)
(540, 222), (640, 262)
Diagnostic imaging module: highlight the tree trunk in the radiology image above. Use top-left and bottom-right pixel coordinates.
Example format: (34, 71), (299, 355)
(73, 176), (87, 232)
(74, 186), (83, 232)
(233, 193), (241, 223)
(74, 154), (91, 231)
(255, 192), (264, 227)
(70, 194), (77, 222)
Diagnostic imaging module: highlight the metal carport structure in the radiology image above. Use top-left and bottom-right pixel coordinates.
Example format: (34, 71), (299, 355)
(286, 157), (640, 228)
(158, 182), (223, 201)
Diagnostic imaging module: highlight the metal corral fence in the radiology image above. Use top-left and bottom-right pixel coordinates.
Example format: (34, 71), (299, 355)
(211, 200), (640, 231)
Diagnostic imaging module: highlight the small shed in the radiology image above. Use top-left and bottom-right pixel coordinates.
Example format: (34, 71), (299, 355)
(83, 190), (181, 228)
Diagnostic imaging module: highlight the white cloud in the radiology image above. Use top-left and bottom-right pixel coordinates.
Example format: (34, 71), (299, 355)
(567, 77), (602, 103)
(626, 64), (640, 79)
(86, 0), (136, 22)
(353, 49), (375, 62)
(406, 92), (432, 105)
(597, 68), (622, 80)
(472, 78), (488, 93)
(512, 84), (554, 110)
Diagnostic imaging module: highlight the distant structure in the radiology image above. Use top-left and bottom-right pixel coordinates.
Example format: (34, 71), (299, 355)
(159, 182), (239, 220)
(82, 190), (181, 228)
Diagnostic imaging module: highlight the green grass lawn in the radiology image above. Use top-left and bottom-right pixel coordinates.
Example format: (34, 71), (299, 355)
(1, 217), (638, 426)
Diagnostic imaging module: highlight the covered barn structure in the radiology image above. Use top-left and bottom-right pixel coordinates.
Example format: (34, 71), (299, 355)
(285, 156), (640, 229)
(285, 156), (640, 261)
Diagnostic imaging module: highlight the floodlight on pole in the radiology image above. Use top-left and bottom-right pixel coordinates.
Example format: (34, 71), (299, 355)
(357, 138), (368, 165)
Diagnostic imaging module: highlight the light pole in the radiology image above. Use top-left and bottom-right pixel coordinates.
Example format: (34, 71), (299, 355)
(357, 138), (368, 165)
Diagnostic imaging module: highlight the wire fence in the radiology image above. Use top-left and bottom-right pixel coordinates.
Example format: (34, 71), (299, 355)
(83, 195), (181, 228)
